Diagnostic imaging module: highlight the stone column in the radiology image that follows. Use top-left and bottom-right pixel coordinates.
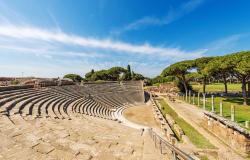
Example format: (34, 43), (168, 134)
(203, 93), (206, 110)
(188, 90), (191, 103)
(220, 98), (223, 116)
(211, 95), (215, 112)
(192, 93), (195, 105)
(231, 105), (235, 122)
(198, 92), (200, 107)
(245, 121), (249, 128)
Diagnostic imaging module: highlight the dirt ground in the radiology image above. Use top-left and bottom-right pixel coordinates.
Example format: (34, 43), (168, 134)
(123, 104), (160, 129)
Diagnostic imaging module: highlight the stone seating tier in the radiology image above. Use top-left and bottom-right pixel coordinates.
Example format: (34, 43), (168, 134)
(0, 82), (144, 121)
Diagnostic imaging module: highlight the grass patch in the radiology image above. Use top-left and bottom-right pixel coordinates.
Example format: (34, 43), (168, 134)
(185, 95), (250, 130)
(200, 155), (209, 160)
(192, 83), (242, 92)
(158, 99), (215, 149)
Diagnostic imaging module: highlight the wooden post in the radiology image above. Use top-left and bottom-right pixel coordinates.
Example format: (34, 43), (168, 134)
(211, 95), (215, 112)
(203, 93), (206, 110)
(220, 98), (223, 116)
(231, 105), (235, 122)
(198, 92), (200, 107)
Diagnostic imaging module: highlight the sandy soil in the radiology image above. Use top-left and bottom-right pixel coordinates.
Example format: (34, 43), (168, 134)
(123, 105), (160, 129)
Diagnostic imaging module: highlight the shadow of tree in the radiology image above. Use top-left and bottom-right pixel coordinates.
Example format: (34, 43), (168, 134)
(223, 97), (250, 105)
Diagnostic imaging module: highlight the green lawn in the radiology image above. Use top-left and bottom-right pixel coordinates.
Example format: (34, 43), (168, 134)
(182, 95), (250, 130)
(191, 83), (242, 92)
(158, 99), (215, 149)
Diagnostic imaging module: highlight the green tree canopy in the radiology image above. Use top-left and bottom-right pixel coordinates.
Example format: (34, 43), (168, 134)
(132, 73), (145, 80)
(63, 74), (83, 82)
(84, 66), (140, 81)
(194, 57), (214, 93)
(228, 51), (250, 105)
(161, 60), (195, 98)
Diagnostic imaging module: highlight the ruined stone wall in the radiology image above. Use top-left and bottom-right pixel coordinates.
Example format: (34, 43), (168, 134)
(202, 112), (250, 155)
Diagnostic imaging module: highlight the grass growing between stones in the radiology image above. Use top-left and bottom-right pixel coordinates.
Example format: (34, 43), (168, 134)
(187, 96), (250, 130)
(191, 83), (242, 92)
(158, 99), (215, 149)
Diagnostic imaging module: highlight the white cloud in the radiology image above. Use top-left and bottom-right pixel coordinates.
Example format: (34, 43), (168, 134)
(0, 44), (105, 58)
(112, 0), (205, 34)
(0, 24), (205, 58)
(204, 33), (250, 55)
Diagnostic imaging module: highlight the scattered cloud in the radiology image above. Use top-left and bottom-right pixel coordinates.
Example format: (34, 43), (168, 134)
(112, 0), (205, 35)
(0, 24), (206, 58)
(204, 33), (250, 55)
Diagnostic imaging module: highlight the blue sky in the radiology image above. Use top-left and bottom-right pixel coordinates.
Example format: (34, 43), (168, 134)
(0, 0), (250, 78)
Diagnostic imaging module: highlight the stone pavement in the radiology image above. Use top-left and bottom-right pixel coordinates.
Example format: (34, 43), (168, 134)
(0, 114), (164, 160)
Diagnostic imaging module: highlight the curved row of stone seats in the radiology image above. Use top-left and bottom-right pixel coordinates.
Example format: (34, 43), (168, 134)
(67, 97), (113, 120)
(8, 91), (59, 116)
(74, 98), (113, 119)
(5, 88), (76, 117)
(81, 83), (124, 94)
(0, 82), (144, 122)
(49, 87), (85, 100)
(0, 89), (45, 107)
(0, 88), (73, 114)
(0, 88), (34, 96)
(22, 93), (59, 117)
(0, 89), (52, 114)
(98, 95), (122, 108)
(0, 90), (72, 120)
(50, 86), (87, 98)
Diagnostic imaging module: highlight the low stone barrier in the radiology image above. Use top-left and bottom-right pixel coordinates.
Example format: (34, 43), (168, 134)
(173, 124), (184, 138)
(203, 111), (250, 155)
(151, 99), (177, 144)
(165, 114), (175, 126)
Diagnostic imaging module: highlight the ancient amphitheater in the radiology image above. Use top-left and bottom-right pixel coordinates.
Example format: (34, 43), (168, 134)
(2, 80), (248, 160)
(0, 81), (174, 160)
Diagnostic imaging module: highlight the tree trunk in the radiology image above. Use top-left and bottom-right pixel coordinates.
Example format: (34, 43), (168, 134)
(203, 77), (206, 94)
(223, 75), (228, 93)
(183, 81), (188, 101)
(242, 77), (247, 105)
(248, 81), (250, 97)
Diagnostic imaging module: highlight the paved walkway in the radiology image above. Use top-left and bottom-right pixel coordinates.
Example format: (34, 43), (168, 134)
(162, 96), (245, 160)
